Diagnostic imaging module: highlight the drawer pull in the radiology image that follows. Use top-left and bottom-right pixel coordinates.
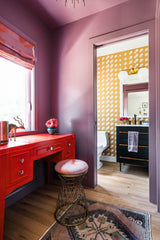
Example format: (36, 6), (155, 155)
(119, 131), (148, 135)
(20, 158), (24, 163)
(19, 170), (24, 175)
(68, 150), (71, 153)
(50, 146), (54, 151)
(68, 143), (71, 146)
(119, 144), (148, 148)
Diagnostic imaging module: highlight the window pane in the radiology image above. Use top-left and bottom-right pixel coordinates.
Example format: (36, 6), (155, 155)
(0, 57), (33, 131)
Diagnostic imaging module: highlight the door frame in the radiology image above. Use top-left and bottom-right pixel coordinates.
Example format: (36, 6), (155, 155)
(89, 20), (156, 205)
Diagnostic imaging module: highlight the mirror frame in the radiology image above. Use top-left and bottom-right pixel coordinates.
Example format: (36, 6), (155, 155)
(123, 83), (148, 116)
(119, 70), (149, 117)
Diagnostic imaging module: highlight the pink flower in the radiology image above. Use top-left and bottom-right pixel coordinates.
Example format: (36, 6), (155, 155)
(45, 118), (58, 128)
(119, 117), (129, 121)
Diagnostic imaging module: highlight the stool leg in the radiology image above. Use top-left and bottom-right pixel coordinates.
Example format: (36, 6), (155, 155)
(72, 176), (74, 189)
(54, 174), (88, 226)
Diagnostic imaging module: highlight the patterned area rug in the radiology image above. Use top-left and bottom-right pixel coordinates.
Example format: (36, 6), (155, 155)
(40, 199), (151, 240)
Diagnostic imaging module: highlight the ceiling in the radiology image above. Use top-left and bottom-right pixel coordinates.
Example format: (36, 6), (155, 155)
(22, 0), (128, 29)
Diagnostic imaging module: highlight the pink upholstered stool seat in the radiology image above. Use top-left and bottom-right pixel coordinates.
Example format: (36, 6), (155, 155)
(55, 159), (88, 175)
(54, 159), (88, 226)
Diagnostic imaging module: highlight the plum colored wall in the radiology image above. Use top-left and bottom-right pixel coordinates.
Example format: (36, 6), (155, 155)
(0, 0), (159, 211)
(0, 0), (53, 133)
(52, 0), (158, 206)
(0, 0), (53, 205)
(155, 0), (160, 212)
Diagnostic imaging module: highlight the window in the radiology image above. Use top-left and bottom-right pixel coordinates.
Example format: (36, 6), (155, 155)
(0, 22), (35, 132)
(0, 57), (35, 132)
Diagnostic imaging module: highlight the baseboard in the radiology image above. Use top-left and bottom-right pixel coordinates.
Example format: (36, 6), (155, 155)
(100, 155), (116, 162)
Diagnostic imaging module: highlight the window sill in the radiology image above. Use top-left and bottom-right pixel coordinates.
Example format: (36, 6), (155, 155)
(14, 130), (38, 137)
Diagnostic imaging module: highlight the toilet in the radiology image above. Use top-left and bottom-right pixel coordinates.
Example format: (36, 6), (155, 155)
(97, 131), (109, 169)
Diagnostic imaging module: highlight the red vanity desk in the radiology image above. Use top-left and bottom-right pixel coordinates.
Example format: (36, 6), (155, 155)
(0, 133), (75, 240)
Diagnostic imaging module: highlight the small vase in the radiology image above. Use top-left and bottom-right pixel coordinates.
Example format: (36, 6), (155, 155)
(47, 127), (56, 135)
(122, 120), (128, 125)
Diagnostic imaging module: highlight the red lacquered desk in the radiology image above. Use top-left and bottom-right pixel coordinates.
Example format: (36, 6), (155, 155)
(0, 133), (75, 240)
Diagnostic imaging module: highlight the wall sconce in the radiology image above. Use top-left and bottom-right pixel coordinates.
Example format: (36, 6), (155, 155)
(129, 67), (138, 74)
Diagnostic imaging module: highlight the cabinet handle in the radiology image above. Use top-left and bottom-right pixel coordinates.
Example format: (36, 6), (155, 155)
(68, 143), (71, 146)
(19, 170), (24, 175)
(50, 146), (53, 151)
(20, 158), (24, 163)
(119, 144), (148, 148)
(68, 150), (71, 153)
(120, 131), (148, 135)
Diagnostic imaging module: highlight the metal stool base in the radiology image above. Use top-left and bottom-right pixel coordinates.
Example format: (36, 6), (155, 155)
(55, 203), (88, 226)
(54, 173), (88, 226)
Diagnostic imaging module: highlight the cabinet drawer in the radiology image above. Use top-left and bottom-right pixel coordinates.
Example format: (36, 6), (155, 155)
(118, 132), (148, 146)
(118, 156), (148, 166)
(9, 152), (33, 185)
(118, 145), (148, 159)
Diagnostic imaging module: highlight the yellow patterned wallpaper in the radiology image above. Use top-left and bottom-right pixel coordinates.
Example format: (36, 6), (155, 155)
(97, 46), (149, 157)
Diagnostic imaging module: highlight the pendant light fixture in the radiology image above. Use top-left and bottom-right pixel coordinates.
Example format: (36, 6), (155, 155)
(58, 0), (85, 7)
(65, 0), (85, 7)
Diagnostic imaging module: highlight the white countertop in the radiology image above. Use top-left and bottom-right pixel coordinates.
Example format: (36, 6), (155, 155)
(116, 124), (149, 127)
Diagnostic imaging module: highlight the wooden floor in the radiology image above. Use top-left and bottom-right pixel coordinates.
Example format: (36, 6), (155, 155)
(3, 162), (160, 240)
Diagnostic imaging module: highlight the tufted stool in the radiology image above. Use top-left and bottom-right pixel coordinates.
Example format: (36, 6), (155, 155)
(54, 159), (88, 226)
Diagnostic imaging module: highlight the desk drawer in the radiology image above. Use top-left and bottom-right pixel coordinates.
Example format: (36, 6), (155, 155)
(64, 139), (75, 159)
(9, 151), (33, 185)
(35, 143), (64, 159)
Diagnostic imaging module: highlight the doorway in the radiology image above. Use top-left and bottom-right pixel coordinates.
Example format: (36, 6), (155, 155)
(95, 34), (150, 193)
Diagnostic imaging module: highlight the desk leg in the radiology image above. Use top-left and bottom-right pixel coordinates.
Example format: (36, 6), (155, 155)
(0, 197), (5, 240)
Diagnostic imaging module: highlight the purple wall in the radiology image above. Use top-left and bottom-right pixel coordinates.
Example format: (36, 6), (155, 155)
(0, 0), (53, 205)
(155, 0), (160, 212)
(51, 0), (158, 204)
(0, 0), (53, 133)
(0, 0), (159, 211)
